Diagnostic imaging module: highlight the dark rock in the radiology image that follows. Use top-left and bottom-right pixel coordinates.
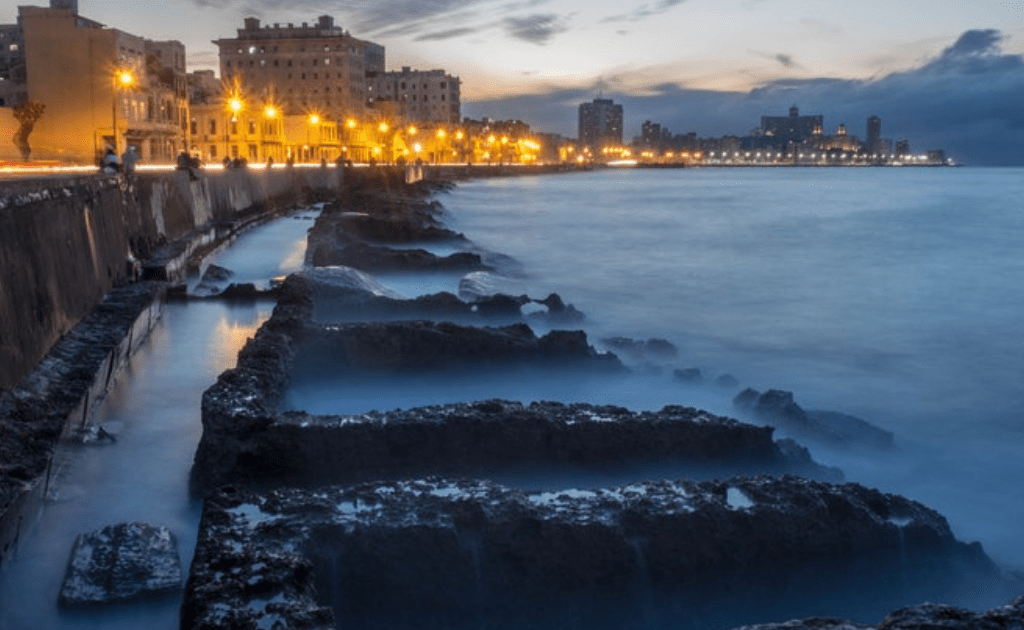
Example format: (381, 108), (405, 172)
(219, 282), (263, 301)
(674, 368), (704, 383)
(293, 321), (622, 373)
(727, 594), (1024, 630)
(473, 293), (529, 317)
(716, 373), (741, 389)
(200, 264), (234, 283)
(59, 522), (182, 607)
(183, 478), (1011, 630)
(535, 293), (586, 324)
(313, 240), (488, 272)
(734, 389), (895, 450)
(601, 336), (677, 362)
(645, 337), (678, 358)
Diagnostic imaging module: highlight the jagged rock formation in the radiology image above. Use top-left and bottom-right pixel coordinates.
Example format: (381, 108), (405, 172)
(182, 478), (1010, 630)
(727, 595), (1024, 629)
(60, 522), (182, 607)
(735, 388), (895, 450)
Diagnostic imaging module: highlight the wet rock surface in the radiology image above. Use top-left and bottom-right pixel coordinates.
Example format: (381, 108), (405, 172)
(735, 388), (895, 450)
(59, 521), (182, 607)
(183, 478), (1011, 630)
(729, 595), (1024, 630)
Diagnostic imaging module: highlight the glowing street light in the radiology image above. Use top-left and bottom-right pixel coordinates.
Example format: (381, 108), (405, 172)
(111, 67), (135, 155)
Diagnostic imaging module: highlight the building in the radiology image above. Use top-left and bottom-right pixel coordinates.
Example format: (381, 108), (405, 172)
(214, 16), (384, 123)
(578, 98), (623, 152)
(0, 22), (27, 107)
(760, 105), (823, 149)
(367, 66), (460, 124)
(866, 115), (882, 154)
(0, 1), (187, 163)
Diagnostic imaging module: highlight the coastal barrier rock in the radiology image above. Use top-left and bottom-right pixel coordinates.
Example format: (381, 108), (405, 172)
(726, 595), (1024, 630)
(59, 522), (182, 607)
(601, 336), (680, 362)
(458, 271), (529, 302)
(182, 478), (1008, 630)
(734, 389), (895, 450)
(311, 240), (489, 273)
(291, 321), (623, 373)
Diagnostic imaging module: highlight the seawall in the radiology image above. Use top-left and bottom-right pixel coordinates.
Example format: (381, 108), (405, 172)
(0, 166), (341, 391)
(0, 165), (341, 572)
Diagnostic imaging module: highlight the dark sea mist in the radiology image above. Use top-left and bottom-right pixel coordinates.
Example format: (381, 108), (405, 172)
(338, 166), (1024, 577)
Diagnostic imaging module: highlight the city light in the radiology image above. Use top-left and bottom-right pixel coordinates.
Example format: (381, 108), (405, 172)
(264, 105), (277, 119)
(309, 114), (320, 125)
(117, 70), (134, 87)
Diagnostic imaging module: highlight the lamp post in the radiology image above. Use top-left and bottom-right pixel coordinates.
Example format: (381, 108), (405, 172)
(226, 96), (243, 161)
(307, 114), (320, 163)
(262, 105), (278, 164)
(111, 69), (134, 155)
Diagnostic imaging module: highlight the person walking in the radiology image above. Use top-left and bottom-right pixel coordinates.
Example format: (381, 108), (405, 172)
(121, 146), (140, 176)
(100, 147), (119, 174)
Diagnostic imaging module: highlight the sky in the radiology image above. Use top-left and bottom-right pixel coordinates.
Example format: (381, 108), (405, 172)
(2, 0), (1023, 164)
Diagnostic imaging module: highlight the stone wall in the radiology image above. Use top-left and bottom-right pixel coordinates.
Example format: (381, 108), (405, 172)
(0, 166), (342, 391)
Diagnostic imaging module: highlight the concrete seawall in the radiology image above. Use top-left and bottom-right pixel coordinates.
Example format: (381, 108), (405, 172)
(0, 167), (342, 391)
(0, 165), (341, 572)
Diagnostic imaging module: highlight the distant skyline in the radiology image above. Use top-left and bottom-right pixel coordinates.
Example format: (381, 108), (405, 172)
(1, 0), (1022, 164)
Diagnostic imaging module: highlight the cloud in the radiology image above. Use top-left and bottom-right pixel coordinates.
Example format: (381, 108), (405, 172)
(775, 54), (798, 69)
(466, 29), (1024, 165)
(502, 14), (569, 44)
(603, 0), (686, 23)
(185, 0), (496, 36)
(415, 26), (486, 41)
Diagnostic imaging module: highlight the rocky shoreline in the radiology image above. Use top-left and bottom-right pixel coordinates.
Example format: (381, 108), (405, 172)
(180, 174), (1022, 629)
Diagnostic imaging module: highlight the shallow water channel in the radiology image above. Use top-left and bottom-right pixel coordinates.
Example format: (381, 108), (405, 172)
(0, 210), (319, 630)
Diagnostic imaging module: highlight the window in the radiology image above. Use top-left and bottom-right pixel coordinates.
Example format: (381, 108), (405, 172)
(231, 120), (238, 135)
(287, 60), (293, 67)
(301, 73), (306, 79)
(312, 59), (318, 66)
(248, 46), (256, 54)
(210, 145), (217, 158)
(274, 60), (279, 67)
(208, 119), (216, 134)
(226, 61), (232, 68)
(324, 58), (330, 65)
(190, 118), (197, 134)
(440, 81), (446, 89)
(248, 120), (256, 134)
(260, 59), (266, 67)
(400, 82), (406, 89)
(441, 94), (445, 101)
(313, 73), (318, 79)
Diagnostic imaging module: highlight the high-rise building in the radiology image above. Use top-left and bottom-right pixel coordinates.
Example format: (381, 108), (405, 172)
(367, 66), (461, 124)
(866, 115), (882, 154)
(760, 105), (823, 148)
(578, 97), (623, 151)
(214, 16), (384, 122)
(2, 1), (187, 162)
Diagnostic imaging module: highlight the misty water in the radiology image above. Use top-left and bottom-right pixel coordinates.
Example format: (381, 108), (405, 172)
(288, 167), (1024, 594)
(434, 166), (1024, 578)
(0, 211), (317, 630)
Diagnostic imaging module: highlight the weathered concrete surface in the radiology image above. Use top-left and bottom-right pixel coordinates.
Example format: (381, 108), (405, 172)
(182, 477), (1011, 630)
(59, 521), (183, 607)
(728, 595), (1024, 630)
(192, 269), (844, 490)
(0, 281), (164, 570)
(0, 167), (342, 572)
(0, 167), (342, 391)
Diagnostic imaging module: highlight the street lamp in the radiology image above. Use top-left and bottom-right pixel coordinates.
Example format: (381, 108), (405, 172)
(307, 114), (320, 162)
(111, 68), (134, 155)
(262, 105), (278, 163)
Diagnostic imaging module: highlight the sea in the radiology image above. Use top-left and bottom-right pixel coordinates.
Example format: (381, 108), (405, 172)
(434, 166), (1024, 576)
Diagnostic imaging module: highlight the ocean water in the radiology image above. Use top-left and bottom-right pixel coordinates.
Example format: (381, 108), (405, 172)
(431, 166), (1024, 575)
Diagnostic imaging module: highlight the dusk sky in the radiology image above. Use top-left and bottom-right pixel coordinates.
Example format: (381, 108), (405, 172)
(2, 0), (1023, 163)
